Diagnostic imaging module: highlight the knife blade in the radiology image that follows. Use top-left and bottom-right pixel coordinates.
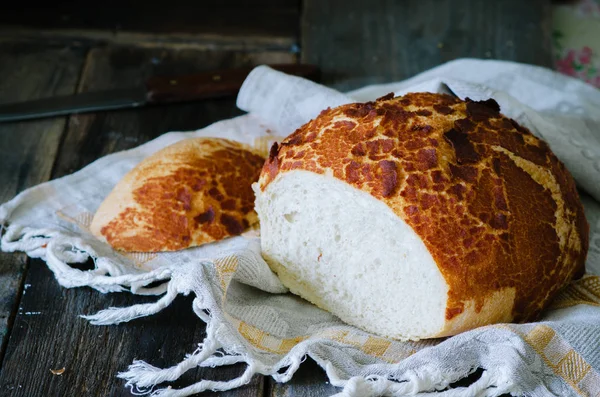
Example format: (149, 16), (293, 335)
(0, 64), (319, 123)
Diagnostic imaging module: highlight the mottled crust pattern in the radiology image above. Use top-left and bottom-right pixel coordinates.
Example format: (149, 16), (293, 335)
(259, 93), (589, 326)
(91, 138), (265, 252)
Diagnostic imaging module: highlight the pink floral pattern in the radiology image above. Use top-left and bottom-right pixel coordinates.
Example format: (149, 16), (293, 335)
(576, 0), (600, 17)
(555, 47), (600, 87)
(553, 0), (600, 88)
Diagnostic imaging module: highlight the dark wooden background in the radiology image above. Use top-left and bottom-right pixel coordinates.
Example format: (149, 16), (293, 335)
(0, 1), (553, 395)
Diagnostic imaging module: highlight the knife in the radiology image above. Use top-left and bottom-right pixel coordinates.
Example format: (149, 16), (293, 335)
(0, 64), (319, 123)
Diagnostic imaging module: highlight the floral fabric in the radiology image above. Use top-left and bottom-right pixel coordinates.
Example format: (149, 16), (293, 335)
(553, 0), (600, 87)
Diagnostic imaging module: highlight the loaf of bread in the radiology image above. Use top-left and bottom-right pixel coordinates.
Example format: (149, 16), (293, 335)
(91, 138), (264, 252)
(254, 93), (589, 340)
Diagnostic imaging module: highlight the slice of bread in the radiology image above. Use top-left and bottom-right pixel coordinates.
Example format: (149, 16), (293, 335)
(91, 138), (264, 252)
(255, 93), (588, 340)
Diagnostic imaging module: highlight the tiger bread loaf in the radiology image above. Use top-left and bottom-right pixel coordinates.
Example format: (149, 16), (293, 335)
(91, 138), (264, 252)
(254, 92), (589, 341)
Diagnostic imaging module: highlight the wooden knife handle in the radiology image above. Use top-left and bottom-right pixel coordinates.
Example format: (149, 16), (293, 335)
(145, 64), (320, 104)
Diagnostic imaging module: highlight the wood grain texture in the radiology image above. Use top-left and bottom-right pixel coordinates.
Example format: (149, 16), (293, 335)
(0, 262), (264, 396)
(301, 0), (553, 91)
(0, 42), (86, 361)
(0, 254), (26, 365)
(52, 46), (295, 177)
(0, 42), (85, 203)
(0, 0), (299, 39)
(0, 0), (300, 51)
(0, 28), (297, 53)
(0, 45), (295, 396)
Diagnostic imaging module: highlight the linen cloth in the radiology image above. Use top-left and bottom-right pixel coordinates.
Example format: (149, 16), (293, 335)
(1, 59), (600, 397)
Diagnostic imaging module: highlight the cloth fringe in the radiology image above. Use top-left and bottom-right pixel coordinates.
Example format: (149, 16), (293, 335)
(327, 364), (514, 397)
(81, 277), (177, 325)
(118, 323), (261, 396)
(83, 284), (515, 397)
(1, 223), (523, 397)
(2, 225), (516, 396)
(1, 224), (171, 295)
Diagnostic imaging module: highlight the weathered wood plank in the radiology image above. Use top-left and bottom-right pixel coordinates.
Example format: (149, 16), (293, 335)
(0, 254), (26, 365)
(0, 42), (86, 363)
(0, 45), (294, 396)
(0, 261), (264, 397)
(0, 42), (85, 202)
(0, 0), (299, 38)
(301, 0), (553, 91)
(52, 46), (295, 176)
(0, 28), (297, 53)
(0, 0), (300, 51)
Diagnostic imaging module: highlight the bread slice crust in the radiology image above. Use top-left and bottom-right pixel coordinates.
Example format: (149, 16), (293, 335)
(91, 138), (264, 252)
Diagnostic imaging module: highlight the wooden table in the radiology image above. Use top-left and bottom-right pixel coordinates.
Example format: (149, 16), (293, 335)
(0, 1), (553, 395)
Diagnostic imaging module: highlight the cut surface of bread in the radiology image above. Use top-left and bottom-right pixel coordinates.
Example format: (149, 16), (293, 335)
(91, 138), (264, 252)
(255, 170), (450, 339)
(256, 92), (589, 340)
(255, 170), (517, 340)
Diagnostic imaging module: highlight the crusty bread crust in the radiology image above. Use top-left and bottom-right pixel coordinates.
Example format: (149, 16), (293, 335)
(259, 93), (588, 330)
(91, 138), (264, 252)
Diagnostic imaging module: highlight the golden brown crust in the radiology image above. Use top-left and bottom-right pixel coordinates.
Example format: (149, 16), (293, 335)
(91, 138), (265, 252)
(259, 93), (589, 325)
